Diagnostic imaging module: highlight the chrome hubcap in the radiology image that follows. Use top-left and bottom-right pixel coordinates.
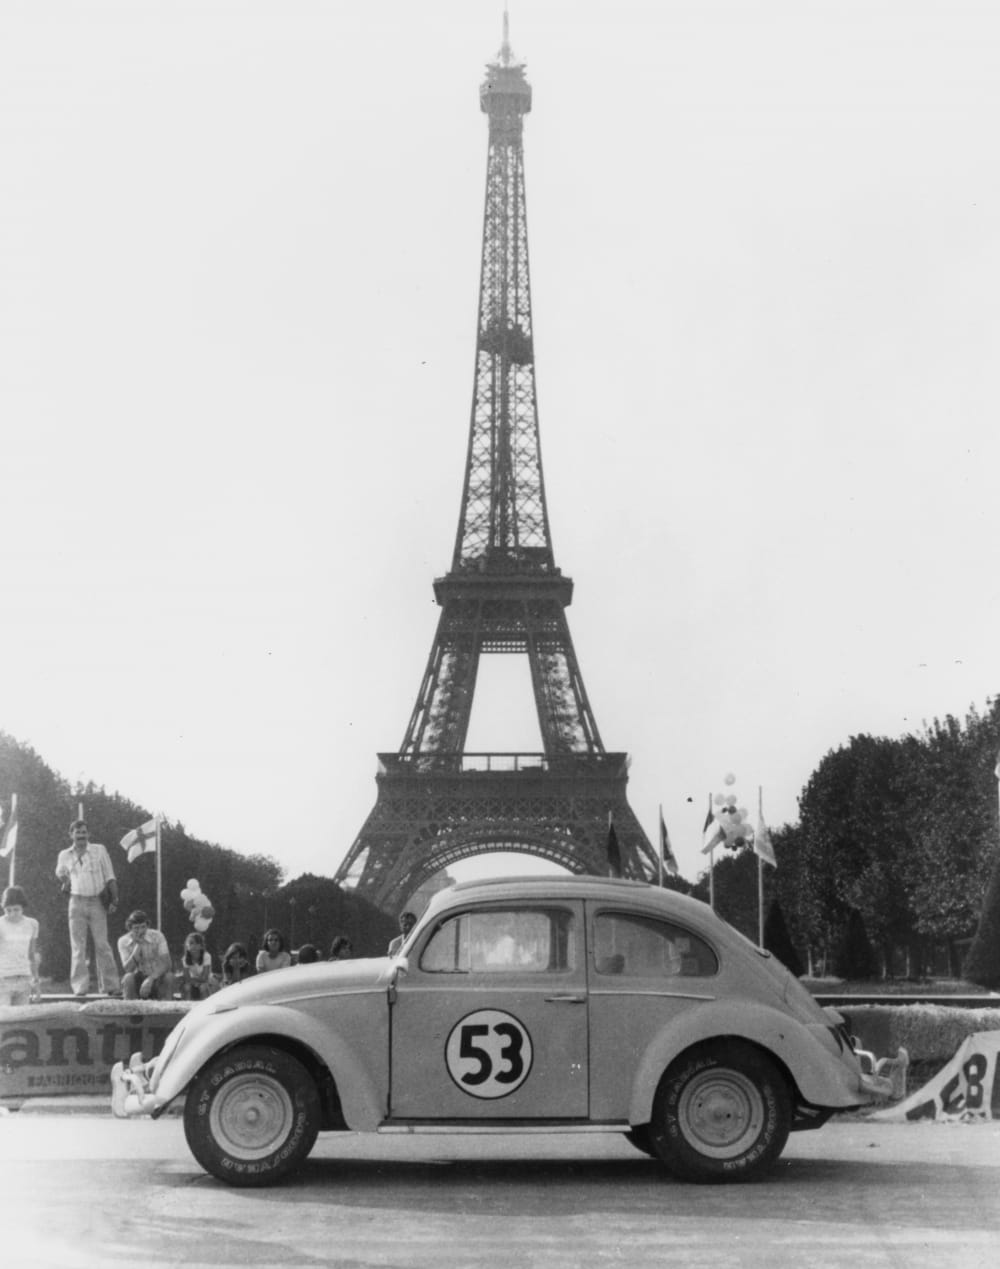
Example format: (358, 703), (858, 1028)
(210, 1074), (293, 1160)
(677, 1068), (765, 1158)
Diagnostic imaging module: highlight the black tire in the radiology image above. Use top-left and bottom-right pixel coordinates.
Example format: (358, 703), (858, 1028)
(650, 1041), (791, 1183)
(624, 1125), (658, 1158)
(184, 1044), (320, 1186)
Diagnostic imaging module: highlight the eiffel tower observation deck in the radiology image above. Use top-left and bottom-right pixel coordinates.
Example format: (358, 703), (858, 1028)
(334, 18), (657, 912)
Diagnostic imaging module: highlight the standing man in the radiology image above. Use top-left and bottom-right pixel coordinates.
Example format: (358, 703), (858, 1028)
(55, 819), (121, 997)
(387, 911), (417, 956)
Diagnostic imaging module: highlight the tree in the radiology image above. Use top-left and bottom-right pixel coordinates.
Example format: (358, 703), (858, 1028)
(905, 707), (999, 967)
(693, 849), (758, 942)
(768, 823), (821, 973)
(832, 907), (878, 980)
(963, 846), (1000, 989)
(798, 735), (917, 974)
(659, 873), (694, 898)
(273, 874), (397, 957)
(763, 899), (804, 977)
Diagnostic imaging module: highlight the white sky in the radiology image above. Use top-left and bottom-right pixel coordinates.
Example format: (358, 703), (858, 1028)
(1, 0), (997, 887)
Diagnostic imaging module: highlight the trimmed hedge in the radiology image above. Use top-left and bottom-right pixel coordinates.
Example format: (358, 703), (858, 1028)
(841, 1003), (1000, 1063)
(833, 1004), (1000, 1101)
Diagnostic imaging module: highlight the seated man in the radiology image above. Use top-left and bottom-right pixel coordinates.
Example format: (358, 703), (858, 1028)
(117, 910), (175, 1001)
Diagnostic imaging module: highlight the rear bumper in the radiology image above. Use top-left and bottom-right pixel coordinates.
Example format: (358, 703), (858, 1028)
(859, 1070), (895, 1099)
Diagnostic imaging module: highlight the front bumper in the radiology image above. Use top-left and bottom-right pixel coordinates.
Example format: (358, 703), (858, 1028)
(111, 1054), (166, 1119)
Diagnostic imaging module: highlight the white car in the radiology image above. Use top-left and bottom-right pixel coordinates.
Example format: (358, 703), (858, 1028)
(112, 876), (891, 1185)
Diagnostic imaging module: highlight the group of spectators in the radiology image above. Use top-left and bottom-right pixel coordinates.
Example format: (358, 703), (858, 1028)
(125, 926), (361, 1002)
(0, 818), (422, 1007)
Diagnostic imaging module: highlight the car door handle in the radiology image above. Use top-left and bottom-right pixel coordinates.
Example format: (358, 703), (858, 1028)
(544, 994), (586, 1004)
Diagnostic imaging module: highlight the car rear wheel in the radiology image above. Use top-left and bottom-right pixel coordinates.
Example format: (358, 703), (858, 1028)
(184, 1044), (320, 1186)
(650, 1041), (791, 1183)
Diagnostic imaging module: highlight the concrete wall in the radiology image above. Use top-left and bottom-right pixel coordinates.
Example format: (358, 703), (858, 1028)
(0, 1000), (189, 1100)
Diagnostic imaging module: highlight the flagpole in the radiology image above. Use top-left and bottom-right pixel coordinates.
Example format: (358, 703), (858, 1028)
(3, 793), (17, 887)
(758, 787), (766, 947)
(657, 803), (664, 887)
(758, 855), (765, 948)
(702, 791), (716, 910)
(156, 816), (163, 932)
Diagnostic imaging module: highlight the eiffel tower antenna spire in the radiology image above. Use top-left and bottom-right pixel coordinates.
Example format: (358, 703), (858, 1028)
(499, 5), (514, 67)
(334, 27), (656, 911)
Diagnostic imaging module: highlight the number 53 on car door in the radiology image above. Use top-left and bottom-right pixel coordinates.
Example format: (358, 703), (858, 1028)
(445, 1010), (533, 1098)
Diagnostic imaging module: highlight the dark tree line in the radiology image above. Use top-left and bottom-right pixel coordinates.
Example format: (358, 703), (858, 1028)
(691, 697), (1000, 984)
(0, 733), (395, 981)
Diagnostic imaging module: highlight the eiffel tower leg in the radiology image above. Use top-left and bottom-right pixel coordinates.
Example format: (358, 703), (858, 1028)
(526, 602), (603, 754)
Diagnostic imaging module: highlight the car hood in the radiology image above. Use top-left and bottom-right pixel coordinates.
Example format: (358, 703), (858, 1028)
(201, 957), (396, 1011)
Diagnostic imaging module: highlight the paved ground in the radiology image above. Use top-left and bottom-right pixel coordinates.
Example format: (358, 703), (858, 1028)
(1, 1107), (999, 1269)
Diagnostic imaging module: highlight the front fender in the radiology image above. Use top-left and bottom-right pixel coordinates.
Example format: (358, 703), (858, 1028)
(628, 999), (865, 1125)
(149, 1003), (387, 1130)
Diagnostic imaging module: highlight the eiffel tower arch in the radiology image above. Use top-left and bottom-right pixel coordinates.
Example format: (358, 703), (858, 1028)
(334, 20), (657, 913)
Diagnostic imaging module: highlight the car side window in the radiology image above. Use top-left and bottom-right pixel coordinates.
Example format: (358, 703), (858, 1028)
(593, 912), (718, 978)
(420, 907), (576, 974)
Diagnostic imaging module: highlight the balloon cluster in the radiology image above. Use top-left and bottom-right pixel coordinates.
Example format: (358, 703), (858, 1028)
(180, 878), (215, 932)
(713, 772), (755, 851)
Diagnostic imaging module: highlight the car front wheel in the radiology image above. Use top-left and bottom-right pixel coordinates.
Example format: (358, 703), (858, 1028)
(650, 1041), (791, 1183)
(184, 1044), (320, 1186)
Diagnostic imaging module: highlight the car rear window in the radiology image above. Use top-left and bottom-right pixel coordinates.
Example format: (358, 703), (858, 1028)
(420, 907), (576, 974)
(593, 912), (718, 978)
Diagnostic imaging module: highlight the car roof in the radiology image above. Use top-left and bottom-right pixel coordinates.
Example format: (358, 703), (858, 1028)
(430, 874), (721, 926)
(449, 874), (652, 897)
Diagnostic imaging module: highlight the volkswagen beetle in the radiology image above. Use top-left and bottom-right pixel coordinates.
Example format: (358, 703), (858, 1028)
(112, 876), (890, 1185)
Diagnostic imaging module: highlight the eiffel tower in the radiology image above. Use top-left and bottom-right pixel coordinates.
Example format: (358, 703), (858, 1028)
(334, 19), (657, 912)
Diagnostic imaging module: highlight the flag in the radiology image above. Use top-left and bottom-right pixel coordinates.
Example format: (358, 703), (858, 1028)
(0, 794), (17, 858)
(755, 789), (777, 868)
(659, 810), (679, 878)
(702, 793), (723, 853)
(121, 816), (159, 863)
(606, 819), (622, 878)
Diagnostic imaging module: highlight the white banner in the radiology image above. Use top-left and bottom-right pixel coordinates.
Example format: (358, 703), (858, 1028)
(870, 1030), (1000, 1123)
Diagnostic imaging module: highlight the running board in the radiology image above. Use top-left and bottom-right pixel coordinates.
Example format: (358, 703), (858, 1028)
(377, 1121), (629, 1134)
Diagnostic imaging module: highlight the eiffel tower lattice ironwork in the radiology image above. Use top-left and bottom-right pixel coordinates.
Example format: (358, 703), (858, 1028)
(333, 21), (657, 912)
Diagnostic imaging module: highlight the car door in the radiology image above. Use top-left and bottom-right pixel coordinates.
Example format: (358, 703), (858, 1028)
(585, 902), (721, 1121)
(389, 899), (588, 1120)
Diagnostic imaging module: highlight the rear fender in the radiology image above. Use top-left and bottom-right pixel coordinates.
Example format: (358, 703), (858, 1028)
(150, 1005), (386, 1129)
(628, 999), (864, 1125)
